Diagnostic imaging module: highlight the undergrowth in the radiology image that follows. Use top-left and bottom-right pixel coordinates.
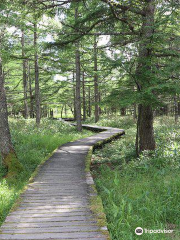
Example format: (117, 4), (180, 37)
(92, 116), (180, 240)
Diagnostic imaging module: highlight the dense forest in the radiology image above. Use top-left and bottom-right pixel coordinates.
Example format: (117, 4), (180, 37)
(0, 0), (180, 240)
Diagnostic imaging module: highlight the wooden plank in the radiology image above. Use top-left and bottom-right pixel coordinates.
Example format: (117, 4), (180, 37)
(0, 124), (125, 240)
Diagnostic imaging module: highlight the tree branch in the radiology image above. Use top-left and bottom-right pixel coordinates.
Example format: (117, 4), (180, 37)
(101, 0), (145, 16)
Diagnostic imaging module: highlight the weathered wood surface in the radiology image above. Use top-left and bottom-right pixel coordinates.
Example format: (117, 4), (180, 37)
(0, 124), (125, 240)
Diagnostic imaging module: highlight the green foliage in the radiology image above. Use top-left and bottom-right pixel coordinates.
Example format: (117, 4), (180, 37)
(85, 115), (136, 130)
(92, 116), (180, 240)
(0, 118), (92, 226)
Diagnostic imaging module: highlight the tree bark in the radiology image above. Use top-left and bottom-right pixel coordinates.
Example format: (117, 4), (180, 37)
(73, 70), (76, 120)
(75, 7), (82, 131)
(88, 85), (91, 117)
(137, 104), (155, 153)
(135, 0), (156, 154)
(28, 64), (34, 118)
(133, 86), (137, 120)
(34, 22), (41, 125)
(82, 72), (86, 121)
(21, 31), (29, 119)
(98, 90), (102, 115)
(94, 36), (99, 123)
(0, 57), (23, 177)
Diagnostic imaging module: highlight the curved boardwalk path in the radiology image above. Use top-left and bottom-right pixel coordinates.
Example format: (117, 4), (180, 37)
(0, 124), (125, 240)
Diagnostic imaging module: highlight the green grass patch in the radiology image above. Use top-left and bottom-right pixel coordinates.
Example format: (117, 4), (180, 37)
(0, 118), (92, 226)
(84, 114), (135, 130)
(92, 116), (180, 240)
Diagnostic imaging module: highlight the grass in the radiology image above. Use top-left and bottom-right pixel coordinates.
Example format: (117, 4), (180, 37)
(0, 118), (92, 226)
(84, 115), (135, 130)
(91, 115), (180, 240)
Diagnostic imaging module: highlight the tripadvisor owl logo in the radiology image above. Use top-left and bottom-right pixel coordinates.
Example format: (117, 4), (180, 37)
(135, 227), (173, 235)
(135, 227), (143, 235)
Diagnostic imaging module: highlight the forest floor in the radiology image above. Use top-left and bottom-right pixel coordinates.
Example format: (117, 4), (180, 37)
(90, 116), (180, 240)
(0, 118), (92, 226)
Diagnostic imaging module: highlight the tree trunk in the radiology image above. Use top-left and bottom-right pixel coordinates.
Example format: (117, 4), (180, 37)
(98, 90), (102, 115)
(65, 104), (67, 118)
(135, 0), (156, 154)
(0, 57), (23, 177)
(73, 70), (76, 120)
(28, 64), (34, 118)
(50, 109), (54, 118)
(34, 22), (41, 125)
(133, 87), (137, 120)
(136, 104), (155, 153)
(82, 72), (86, 121)
(178, 100), (180, 116)
(174, 96), (178, 123)
(88, 85), (91, 117)
(94, 36), (99, 123)
(21, 31), (29, 119)
(75, 7), (82, 131)
(69, 105), (74, 116)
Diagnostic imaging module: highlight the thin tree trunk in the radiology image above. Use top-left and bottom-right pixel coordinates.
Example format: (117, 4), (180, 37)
(94, 36), (99, 123)
(44, 104), (48, 118)
(88, 85), (91, 117)
(0, 57), (23, 177)
(34, 22), (41, 125)
(135, 0), (156, 154)
(65, 104), (67, 118)
(174, 95), (178, 123)
(164, 105), (168, 116)
(178, 100), (180, 116)
(50, 109), (54, 118)
(21, 31), (29, 119)
(133, 86), (137, 120)
(28, 64), (34, 118)
(75, 7), (82, 131)
(104, 90), (107, 115)
(73, 70), (76, 120)
(98, 90), (102, 115)
(82, 72), (86, 121)
(69, 105), (74, 116)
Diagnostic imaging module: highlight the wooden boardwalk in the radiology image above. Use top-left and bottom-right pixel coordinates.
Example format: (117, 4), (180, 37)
(0, 124), (125, 240)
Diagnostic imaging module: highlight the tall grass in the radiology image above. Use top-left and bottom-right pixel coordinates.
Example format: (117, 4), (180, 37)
(92, 116), (180, 240)
(0, 118), (92, 225)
